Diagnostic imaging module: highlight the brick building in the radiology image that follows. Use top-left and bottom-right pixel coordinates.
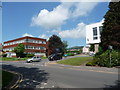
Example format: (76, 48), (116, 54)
(3, 36), (47, 57)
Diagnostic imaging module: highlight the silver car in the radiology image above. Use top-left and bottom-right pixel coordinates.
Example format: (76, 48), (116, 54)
(27, 56), (41, 63)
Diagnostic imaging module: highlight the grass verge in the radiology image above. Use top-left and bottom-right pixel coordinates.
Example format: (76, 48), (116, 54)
(1, 57), (28, 61)
(41, 57), (47, 59)
(57, 57), (93, 66)
(1, 57), (47, 61)
(1, 70), (14, 88)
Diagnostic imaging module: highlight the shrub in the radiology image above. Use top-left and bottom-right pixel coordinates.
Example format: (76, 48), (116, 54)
(86, 62), (93, 66)
(86, 60), (97, 66)
(26, 54), (34, 58)
(67, 53), (74, 56)
(66, 51), (81, 54)
(2, 54), (7, 57)
(94, 50), (120, 67)
(95, 46), (104, 56)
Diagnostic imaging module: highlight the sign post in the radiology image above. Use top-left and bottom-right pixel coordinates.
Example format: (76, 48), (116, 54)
(108, 45), (113, 67)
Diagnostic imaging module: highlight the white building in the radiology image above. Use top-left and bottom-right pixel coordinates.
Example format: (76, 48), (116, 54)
(86, 20), (103, 53)
(82, 45), (90, 54)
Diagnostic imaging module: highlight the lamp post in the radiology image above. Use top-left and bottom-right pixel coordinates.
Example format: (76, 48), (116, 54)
(108, 45), (113, 67)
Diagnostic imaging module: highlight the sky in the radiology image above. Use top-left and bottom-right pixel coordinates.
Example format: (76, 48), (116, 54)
(2, 2), (109, 47)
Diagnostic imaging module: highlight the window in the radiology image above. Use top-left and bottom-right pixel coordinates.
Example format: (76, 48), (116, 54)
(93, 27), (98, 40)
(93, 36), (98, 40)
(93, 27), (97, 35)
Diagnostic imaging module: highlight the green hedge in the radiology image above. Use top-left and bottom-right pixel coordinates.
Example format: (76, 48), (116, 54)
(86, 59), (97, 66)
(2, 54), (7, 57)
(26, 54), (34, 58)
(66, 51), (81, 54)
(94, 50), (120, 67)
(67, 53), (74, 56)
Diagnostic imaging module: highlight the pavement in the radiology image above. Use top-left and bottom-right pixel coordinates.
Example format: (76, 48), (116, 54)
(1, 56), (120, 89)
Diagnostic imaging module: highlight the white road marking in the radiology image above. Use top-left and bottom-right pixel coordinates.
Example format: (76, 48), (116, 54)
(40, 87), (44, 89)
(43, 83), (47, 85)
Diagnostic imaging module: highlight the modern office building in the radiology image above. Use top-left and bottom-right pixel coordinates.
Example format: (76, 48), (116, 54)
(3, 36), (47, 57)
(86, 20), (103, 53)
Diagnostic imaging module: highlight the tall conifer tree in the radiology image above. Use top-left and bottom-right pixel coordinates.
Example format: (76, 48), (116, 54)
(100, 1), (120, 51)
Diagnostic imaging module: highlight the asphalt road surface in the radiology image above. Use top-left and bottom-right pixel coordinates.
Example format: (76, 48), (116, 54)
(1, 58), (119, 89)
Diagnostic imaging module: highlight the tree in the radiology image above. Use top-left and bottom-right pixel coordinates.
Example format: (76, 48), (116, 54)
(100, 1), (120, 51)
(14, 44), (25, 58)
(89, 44), (95, 52)
(48, 35), (64, 55)
(62, 40), (68, 53)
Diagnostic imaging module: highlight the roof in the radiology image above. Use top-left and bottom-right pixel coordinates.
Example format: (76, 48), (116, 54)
(4, 36), (46, 44)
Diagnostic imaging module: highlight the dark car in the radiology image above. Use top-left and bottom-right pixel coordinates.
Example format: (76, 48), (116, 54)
(48, 53), (62, 61)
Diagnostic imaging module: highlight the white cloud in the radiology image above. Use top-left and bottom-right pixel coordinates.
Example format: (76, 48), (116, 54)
(70, 2), (98, 17)
(31, 4), (69, 29)
(51, 30), (61, 33)
(39, 34), (48, 39)
(31, 2), (99, 29)
(22, 33), (34, 37)
(59, 22), (86, 38)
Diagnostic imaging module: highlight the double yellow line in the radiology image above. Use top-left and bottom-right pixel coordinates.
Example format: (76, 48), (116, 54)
(2, 69), (23, 89)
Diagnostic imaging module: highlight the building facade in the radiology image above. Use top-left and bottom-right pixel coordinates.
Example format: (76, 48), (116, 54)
(82, 45), (90, 54)
(86, 20), (103, 53)
(3, 36), (47, 57)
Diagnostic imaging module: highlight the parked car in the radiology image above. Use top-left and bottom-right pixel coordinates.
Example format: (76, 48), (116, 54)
(26, 56), (41, 63)
(89, 52), (95, 56)
(48, 53), (62, 61)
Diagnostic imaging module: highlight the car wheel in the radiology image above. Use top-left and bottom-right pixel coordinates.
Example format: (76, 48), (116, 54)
(30, 60), (32, 63)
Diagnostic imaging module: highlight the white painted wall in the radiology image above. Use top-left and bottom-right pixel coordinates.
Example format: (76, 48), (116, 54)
(82, 46), (89, 53)
(6, 52), (16, 57)
(86, 21), (103, 44)
(35, 53), (46, 57)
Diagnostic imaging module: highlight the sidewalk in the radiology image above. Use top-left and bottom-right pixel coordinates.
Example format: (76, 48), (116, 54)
(46, 61), (119, 74)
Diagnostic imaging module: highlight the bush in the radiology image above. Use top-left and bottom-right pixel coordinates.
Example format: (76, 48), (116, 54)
(26, 54), (34, 58)
(94, 50), (120, 67)
(86, 60), (97, 66)
(86, 62), (93, 66)
(66, 51), (81, 54)
(67, 53), (74, 56)
(2, 54), (7, 57)
(95, 46), (104, 56)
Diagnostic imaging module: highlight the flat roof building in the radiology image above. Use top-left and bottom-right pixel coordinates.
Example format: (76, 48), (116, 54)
(3, 36), (47, 57)
(86, 20), (103, 53)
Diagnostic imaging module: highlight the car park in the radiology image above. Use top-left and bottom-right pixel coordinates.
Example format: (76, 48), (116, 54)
(26, 56), (41, 63)
(48, 53), (62, 61)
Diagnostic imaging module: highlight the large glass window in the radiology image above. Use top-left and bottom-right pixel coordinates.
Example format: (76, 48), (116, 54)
(93, 27), (97, 35)
(93, 27), (98, 40)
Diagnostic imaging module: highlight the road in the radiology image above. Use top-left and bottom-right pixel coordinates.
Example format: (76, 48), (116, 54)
(1, 58), (119, 89)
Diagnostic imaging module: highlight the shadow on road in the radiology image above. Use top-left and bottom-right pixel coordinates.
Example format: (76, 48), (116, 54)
(103, 80), (120, 90)
(2, 64), (49, 89)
